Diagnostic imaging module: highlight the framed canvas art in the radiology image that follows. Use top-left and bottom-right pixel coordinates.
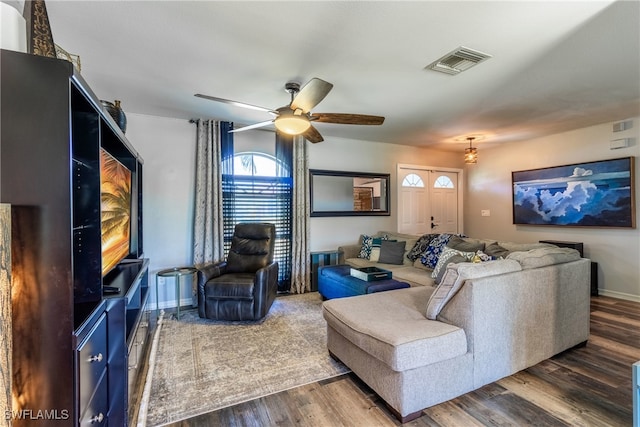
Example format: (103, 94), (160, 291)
(512, 157), (635, 228)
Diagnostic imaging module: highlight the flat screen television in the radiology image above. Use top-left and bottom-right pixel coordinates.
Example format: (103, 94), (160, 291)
(100, 147), (132, 276)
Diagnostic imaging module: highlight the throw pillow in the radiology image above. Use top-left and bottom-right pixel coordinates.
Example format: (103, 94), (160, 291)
(431, 246), (475, 282)
(446, 235), (485, 253)
(358, 235), (389, 259)
(358, 235), (374, 259)
(378, 240), (407, 265)
(369, 237), (395, 262)
(484, 242), (510, 259)
(406, 233), (439, 261)
(420, 233), (455, 269)
(434, 254), (468, 284)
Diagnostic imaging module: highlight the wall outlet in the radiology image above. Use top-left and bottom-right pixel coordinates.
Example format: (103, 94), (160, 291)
(481, 209), (491, 217)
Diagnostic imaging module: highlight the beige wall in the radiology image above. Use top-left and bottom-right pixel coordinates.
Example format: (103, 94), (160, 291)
(464, 117), (640, 300)
(307, 137), (463, 251)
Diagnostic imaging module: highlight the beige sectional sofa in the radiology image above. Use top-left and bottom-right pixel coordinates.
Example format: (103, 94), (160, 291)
(324, 231), (591, 422)
(337, 230), (559, 287)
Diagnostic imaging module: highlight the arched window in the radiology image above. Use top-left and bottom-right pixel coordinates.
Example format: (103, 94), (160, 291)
(233, 152), (283, 177)
(223, 150), (292, 291)
(434, 175), (454, 189)
(402, 173), (424, 187)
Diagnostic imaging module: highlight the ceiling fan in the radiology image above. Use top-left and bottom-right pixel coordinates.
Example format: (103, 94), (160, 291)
(195, 77), (385, 143)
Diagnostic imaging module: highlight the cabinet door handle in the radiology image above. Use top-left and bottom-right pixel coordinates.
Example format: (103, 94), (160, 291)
(90, 412), (104, 423)
(87, 353), (103, 363)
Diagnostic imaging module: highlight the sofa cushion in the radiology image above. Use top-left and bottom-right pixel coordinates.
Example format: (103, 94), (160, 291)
(447, 235), (486, 253)
(375, 231), (419, 266)
(506, 247), (581, 269)
(378, 240), (406, 264)
(426, 259), (522, 320)
(431, 246), (475, 282)
(499, 242), (555, 252)
(406, 233), (439, 261)
(392, 266), (436, 287)
(484, 242), (511, 259)
(420, 233), (456, 268)
(359, 235), (389, 259)
(322, 287), (467, 371)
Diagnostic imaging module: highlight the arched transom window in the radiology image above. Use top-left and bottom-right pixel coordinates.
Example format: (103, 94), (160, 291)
(402, 173), (424, 187)
(434, 175), (454, 189)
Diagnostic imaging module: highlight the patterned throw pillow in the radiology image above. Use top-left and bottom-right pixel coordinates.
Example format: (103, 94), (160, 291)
(358, 235), (374, 259)
(358, 234), (389, 259)
(431, 246), (476, 281)
(420, 233), (455, 269)
(406, 233), (439, 261)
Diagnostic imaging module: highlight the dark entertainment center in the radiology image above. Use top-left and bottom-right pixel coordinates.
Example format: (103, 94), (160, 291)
(1, 49), (153, 426)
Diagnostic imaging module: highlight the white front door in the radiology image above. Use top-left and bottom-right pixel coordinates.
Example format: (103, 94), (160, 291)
(397, 165), (461, 235)
(429, 171), (458, 234)
(398, 170), (430, 234)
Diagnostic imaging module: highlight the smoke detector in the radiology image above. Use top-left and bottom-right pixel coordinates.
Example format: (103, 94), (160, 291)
(426, 46), (491, 75)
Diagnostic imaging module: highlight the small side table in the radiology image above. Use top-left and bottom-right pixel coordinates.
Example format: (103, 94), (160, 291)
(156, 267), (198, 319)
(310, 250), (340, 292)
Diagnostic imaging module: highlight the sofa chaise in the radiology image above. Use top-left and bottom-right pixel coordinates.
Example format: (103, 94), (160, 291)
(322, 232), (591, 422)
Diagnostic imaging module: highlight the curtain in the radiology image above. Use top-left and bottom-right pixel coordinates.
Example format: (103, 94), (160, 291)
(193, 120), (232, 266)
(289, 135), (311, 294)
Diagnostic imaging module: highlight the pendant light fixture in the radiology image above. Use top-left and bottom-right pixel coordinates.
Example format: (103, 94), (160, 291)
(464, 137), (478, 164)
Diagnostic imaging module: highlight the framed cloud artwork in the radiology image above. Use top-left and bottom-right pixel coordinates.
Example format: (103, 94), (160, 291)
(512, 157), (636, 228)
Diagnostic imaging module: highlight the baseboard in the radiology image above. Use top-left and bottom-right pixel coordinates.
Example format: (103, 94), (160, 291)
(597, 289), (640, 302)
(151, 297), (196, 311)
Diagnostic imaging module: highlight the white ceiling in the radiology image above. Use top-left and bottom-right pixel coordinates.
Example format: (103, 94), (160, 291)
(43, 0), (640, 151)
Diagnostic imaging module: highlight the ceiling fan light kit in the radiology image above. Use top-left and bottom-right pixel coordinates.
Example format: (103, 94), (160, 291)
(195, 77), (384, 143)
(274, 111), (311, 135)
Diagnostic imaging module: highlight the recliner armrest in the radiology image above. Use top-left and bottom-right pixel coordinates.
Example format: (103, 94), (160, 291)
(197, 261), (226, 283)
(196, 261), (226, 317)
(253, 261), (279, 319)
(254, 261), (278, 290)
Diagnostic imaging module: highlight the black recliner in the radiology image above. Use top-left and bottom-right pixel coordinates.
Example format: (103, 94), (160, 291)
(196, 223), (278, 321)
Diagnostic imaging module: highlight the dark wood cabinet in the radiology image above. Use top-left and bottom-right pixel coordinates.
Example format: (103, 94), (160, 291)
(1, 49), (150, 426)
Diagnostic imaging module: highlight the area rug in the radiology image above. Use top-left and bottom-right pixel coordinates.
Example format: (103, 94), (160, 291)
(141, 292), (349, 426)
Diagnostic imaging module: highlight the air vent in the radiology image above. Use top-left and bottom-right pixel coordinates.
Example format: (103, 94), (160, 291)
(426, 46), (491, 75)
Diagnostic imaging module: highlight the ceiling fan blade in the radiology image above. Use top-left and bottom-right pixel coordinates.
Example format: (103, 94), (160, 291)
(290, 78), (333, 113)
(229, 120), (274, 133)
(310, 113), (385, 125)
(302, 125), (324, 143)
(194, 94), (277, 114)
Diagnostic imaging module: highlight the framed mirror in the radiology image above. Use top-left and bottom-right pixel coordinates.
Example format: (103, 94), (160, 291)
(309, 169), (390, 217)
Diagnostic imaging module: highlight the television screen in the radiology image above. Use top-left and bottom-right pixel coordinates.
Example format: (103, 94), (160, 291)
(100, 147), (132, 276)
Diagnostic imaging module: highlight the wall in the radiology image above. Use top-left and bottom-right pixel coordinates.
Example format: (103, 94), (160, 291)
(465, 117), (640, 301)
(124, 113), (195, 309)
(308, 137), (463, 250)
(126, 112), (639, 307)
(124, 114), (462, 307)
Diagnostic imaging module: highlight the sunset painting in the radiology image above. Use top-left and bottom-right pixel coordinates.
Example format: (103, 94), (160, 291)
(512, 157), (635, 228)
(101, 148), (132, 275)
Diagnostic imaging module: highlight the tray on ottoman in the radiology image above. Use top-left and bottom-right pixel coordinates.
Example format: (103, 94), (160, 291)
(350, 266), (392, 281)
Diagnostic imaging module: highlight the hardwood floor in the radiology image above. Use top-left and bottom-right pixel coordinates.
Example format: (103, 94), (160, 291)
(166, 296), (639, 426)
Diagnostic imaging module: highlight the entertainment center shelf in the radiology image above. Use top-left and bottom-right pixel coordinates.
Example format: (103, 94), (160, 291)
(1, 49), (150, 426)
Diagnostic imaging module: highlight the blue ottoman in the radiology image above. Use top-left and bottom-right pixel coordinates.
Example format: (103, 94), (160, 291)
(318, 264), (410, 299)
